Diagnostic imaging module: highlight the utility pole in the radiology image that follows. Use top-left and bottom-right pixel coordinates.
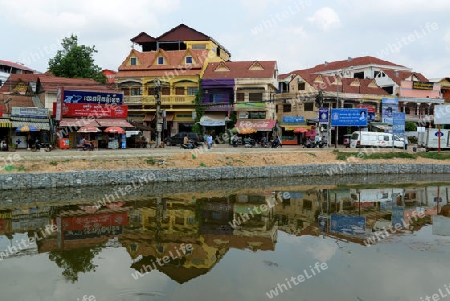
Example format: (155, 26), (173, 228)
(154, 79), (162, 147)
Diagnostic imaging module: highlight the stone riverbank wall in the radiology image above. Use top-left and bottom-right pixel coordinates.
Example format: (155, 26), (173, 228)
(1, 163), (450, 191)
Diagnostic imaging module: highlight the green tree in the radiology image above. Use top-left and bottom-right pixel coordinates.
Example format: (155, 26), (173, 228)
(405, 121), (417, 131)
(48, 34), (107, 83)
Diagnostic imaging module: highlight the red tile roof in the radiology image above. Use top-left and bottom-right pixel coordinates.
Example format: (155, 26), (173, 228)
(116, 49), (208, 77)
(301, 56), (407, 73)
(203, 61), (277, 79)
(130, 32), (157, 43)
(0, 74), (117, 94)
(381, 69), (429, 85)
(0, 60), (36, 73)
(287, 71), (389, 95)
(131, 24), (231, 57)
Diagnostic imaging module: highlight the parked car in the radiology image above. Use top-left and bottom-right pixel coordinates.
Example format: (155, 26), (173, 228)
(349, 131), (404, 148)
(164, 132), (204, 146)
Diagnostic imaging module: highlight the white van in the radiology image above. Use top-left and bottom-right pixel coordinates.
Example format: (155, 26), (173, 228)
(350, 131), (404, 148)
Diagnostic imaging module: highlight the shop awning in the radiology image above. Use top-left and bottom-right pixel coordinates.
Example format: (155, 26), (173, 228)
(59, 118), (99, 127)
(235, 119), (276, 131)
(199, 115), (226, 126)
(11, 120), (50, 130)
(280, 124), (310, 131)
(0, 118), (12, 128)
(95, 119), (134, 127)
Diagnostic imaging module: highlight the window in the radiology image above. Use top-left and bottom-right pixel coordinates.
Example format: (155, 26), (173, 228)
(161, 87), (170, 95)
(304, 103), (314, 111)
(192, 44), (206, 49)
(130, 57), (137, 65)
(131, 88), (141, 96)
(187, 87), (198, 95)
(158, 56), (164, 65)
(298, 82), (305, 90)
(211, 94), (223, 103)
(249, 93), (262, 102)
(185, 56), (193, 64)
(236, 93), (245, 102)
(276, 105), (278, 113)
(148, 87), (156, 96)
(283, 104), (291, 112)
(175, 87), (185, 95)
(354, 71), (364, 79)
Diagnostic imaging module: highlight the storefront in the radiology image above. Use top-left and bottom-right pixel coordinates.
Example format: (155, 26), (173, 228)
(234, 119), (276, 139)
(199, 113), (228, 136)
(0, 118), (12, 149)
(172, 111), (196, 134)
(54, 89), (131, 149)
(10, 107), (51, 149)
(279, 116), (308, 145)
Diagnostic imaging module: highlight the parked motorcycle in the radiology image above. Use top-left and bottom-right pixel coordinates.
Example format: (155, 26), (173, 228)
(31, 140), (52, 152)
(271, 138), (282, 148)
(244, 138), (257, 148)
(180, 140), (197, 149)
(0, 139), (8, 151)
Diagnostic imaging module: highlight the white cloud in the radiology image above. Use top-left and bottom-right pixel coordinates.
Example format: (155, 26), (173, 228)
(444, 29), (450, 52)
(305, 238), (338, 262)
(307, 7), (341, 31)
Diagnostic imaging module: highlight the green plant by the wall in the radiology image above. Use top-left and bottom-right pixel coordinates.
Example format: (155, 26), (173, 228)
(145, 157), (156, 165)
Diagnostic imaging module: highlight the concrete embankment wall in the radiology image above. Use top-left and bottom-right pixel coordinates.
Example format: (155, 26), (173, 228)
(1, 163), (450, 191)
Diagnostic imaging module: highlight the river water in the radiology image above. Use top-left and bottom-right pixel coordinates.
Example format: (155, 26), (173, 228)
(1, 174), (450, 301)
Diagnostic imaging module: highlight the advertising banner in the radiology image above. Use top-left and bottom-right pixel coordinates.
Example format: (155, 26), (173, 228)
(55, 103), (128, 118)
(331, 108), (368, 127)
(434, 105), (450, 125)
(330, 214), (366, 235)
(392, 206), (404, 227)
(11, 107), (49, 119)
(282, 116), (305, 123)
(61, 212), (128, 231)
(63, 90), (123, 105)
(382, 98), (399, 125)
(357, 104), (376, 122)
(318, 215), (328, 232)
(392, 112), (406, 135)
(319, 108), (328, 124)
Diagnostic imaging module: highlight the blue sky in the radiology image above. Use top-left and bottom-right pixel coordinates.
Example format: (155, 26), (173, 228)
(2, 0), (450, 78)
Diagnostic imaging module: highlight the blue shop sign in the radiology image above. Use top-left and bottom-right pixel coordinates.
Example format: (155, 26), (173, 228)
(331, 108), (368, 127)
(282, 116), (305, 123)
(319, 108), (328, 124)
(64, 90), (123, 105)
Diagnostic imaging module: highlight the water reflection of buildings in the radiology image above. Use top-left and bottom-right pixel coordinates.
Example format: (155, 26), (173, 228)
(2, 184), (450, 283)
(121, 194), (278, 284)
(274, 186), (450, 242)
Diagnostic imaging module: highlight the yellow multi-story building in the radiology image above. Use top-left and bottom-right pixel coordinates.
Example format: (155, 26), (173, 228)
(115, 24), (230, 141)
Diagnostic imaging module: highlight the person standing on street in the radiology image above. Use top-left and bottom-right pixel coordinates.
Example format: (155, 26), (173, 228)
(404, 136), (408, 151)
(207, 134), (213, 149)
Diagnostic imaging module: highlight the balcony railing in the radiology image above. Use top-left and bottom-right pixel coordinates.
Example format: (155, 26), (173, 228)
(123, 95), (196, 105)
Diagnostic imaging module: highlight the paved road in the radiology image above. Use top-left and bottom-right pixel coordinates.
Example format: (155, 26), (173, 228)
(0, 142), (411, 162)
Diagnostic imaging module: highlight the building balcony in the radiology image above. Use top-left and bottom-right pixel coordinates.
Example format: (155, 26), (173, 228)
(123, 95), (196, 105)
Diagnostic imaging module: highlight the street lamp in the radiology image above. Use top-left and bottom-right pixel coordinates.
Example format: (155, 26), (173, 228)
(334, 73), (341, 148)
(154, 79), (162, 147)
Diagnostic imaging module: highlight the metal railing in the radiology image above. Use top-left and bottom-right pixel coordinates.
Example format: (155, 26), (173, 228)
(123, 95), (196, 105)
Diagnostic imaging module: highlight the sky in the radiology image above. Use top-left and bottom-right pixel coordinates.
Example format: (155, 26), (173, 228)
(2, 0), (450, 79)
